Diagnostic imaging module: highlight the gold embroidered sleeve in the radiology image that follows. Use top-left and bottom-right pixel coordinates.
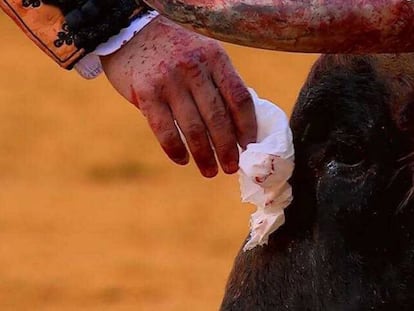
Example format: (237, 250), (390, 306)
(1, 0), (85, 69)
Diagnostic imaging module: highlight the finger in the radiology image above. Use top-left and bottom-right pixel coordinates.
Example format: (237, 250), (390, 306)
(168, 89), (219, 178)
(212, 53), (257, 149)
(190, 73), (239, 174)
(142, 100), (189, 165)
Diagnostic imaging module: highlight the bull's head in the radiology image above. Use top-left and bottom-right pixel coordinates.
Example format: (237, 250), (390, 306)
(142, 1), (414, 309)
(143, 0), (414, 53)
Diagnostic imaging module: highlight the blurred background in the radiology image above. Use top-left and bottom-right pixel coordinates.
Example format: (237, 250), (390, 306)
(0, 13), (317, 311)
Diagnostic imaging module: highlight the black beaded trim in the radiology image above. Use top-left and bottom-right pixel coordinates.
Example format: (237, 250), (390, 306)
(22, 0), (41, 8)
(54, 23), (74, 48)
(42, 0), (90, 15)
(44, 0), (152, 54)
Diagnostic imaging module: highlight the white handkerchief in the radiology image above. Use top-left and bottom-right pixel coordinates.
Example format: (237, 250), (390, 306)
(240, 89), (294, 251)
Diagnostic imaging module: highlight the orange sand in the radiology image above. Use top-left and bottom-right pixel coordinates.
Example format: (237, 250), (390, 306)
(0, 13), (318, 310)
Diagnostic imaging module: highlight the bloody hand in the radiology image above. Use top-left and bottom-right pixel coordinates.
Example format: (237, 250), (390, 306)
(101, 16), (257, 178)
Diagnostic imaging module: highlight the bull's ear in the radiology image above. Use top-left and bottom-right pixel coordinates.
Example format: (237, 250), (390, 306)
(144, 0), (414, 53)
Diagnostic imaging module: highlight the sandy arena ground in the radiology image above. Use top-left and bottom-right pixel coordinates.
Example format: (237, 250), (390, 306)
(0, 13), (318, 311)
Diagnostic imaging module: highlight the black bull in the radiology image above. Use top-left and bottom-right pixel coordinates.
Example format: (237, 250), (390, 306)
(221, 54), (414, 310)
(141, 1), (414, 309)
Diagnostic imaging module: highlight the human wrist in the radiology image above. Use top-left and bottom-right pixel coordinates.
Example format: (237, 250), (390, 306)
(74, 10), (159, 79)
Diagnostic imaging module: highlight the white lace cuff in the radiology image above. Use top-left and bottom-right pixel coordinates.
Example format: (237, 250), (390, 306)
(74, 11), (159, 79)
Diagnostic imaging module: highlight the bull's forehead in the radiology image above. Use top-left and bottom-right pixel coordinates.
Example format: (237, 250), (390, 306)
(312, 54), (414, 135)
(291, 53), (414, 149)
(372, 54), (414, 135)
(374, 54), (414, 87)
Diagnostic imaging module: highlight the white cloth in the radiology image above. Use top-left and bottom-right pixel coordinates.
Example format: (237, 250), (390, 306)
(240, 89), (294, 251)
(74, 11), (159, 79)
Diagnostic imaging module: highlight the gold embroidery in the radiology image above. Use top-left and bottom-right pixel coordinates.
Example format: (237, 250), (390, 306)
(1, 0), (85, 68)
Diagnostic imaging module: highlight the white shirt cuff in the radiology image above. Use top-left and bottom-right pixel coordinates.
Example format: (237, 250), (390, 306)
(74, 11), (159, 79)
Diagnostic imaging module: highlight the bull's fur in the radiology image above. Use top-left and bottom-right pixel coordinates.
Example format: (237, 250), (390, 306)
(221, 54), (414, 311)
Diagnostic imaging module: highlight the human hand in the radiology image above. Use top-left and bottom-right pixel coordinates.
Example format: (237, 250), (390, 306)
(101, 16), (257, 178)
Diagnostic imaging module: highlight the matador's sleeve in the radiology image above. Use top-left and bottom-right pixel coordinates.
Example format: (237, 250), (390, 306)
(0, 0), (152, 69)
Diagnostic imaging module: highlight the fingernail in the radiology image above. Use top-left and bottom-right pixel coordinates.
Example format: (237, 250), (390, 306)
(173, 156), (189, 165)
(224, 161), (239, 174)
(239, 136), (256, 149)
(204, 167), (218, 178)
